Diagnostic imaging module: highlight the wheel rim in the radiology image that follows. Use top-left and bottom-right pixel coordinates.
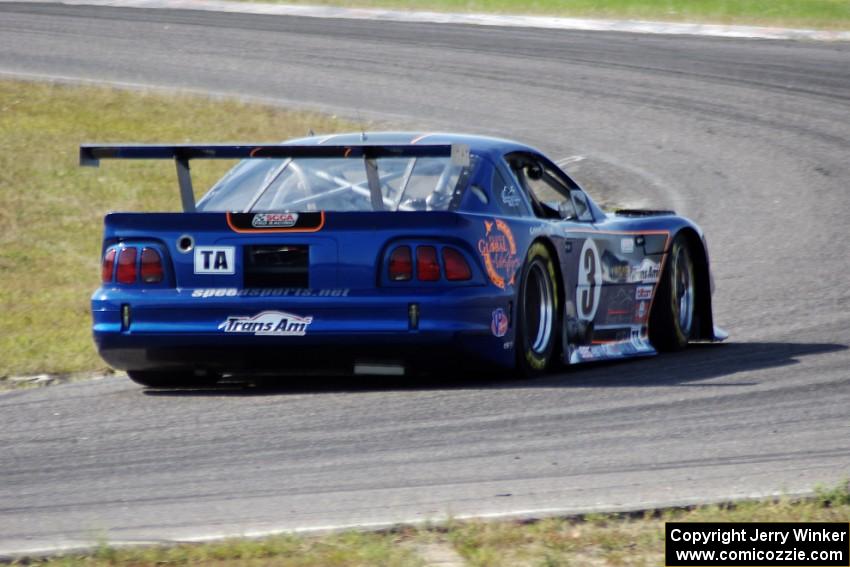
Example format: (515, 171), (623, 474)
(673, 246), (694, 336)
(524, 261), (555, 354)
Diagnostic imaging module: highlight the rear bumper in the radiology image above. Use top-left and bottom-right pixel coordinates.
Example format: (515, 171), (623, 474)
(92, 287), (515, 373)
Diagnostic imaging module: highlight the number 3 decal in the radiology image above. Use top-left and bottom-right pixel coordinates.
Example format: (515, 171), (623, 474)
(577, 238), (602, 321)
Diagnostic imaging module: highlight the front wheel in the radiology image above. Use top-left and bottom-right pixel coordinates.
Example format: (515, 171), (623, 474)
(650, 234), (695, 351)
(127, 370), (220, 389)
(516, 243), (559, 376)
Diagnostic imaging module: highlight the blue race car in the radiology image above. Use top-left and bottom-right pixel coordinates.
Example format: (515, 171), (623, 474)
(83, 132), (726, 387)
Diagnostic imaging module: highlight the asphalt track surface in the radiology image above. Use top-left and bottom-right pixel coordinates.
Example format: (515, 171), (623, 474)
(1, 2), (849, 556)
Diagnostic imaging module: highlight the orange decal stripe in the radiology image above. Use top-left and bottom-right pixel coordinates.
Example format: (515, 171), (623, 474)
(566, 229), (671, 236)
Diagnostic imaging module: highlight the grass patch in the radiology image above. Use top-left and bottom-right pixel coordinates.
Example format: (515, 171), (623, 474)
(447, 483), (850, 566)
(20, 531), (427, 566)
(0, 80), (354, 378)
(241, 0), (850, 30)
(11, 482), (850, 566)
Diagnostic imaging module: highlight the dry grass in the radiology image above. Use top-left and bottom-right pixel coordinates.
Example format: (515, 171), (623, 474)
(241, 0), (850, 30)
(15, 483), (850, 566)
(445, 483), (850, 566)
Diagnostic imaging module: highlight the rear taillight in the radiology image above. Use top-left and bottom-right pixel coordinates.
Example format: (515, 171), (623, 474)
(101, 248), (116, 283)
(116, 248), (138, 284)
(389, 246), (412, 281)
(416, 246), (440, 281)
(442, 247), (472, 281)
(140, 247), (164, 283)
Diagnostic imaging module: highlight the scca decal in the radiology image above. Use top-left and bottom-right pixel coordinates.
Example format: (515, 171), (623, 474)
(227, 211), (324, 233)
(252, 212), (298, 228)
(478, 219), (520, 289)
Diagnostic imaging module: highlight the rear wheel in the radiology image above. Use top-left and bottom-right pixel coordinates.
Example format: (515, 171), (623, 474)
(126, 370), (220, 389)
(516, 243), (559, 376)
(650, 234), (695, 351)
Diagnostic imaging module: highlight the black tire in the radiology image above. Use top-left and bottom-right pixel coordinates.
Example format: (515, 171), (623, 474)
(516, 242), (560, 376)
(126, 370), (220, 389)
(650, 234), (696, 351)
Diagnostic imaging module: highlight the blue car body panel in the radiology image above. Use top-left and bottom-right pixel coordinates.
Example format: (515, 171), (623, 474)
(87, 132), (724, 376)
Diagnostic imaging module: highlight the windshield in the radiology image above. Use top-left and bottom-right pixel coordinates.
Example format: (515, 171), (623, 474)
(197, 155), (475, 212)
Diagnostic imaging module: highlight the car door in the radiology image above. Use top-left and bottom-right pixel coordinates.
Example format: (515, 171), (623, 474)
(557, 175), (661, 363)
(507, 153), (657, 364)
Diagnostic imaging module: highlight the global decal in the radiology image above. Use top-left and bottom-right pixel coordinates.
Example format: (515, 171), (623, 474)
(218, 310), (313, 336)
(252, 212), (299, 228)
(491, 308), (509, 338)
(478, 219), (520, 289)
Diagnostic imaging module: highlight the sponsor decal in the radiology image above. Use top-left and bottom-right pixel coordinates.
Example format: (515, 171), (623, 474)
(571, 333), (652, 363)
(610, 265), (629, 281)
(252, 212), (299, 228)
(227, 211), (324, 233)
(576, 239), (602, 321)
(630, 258), (661, 283)
(630, 328), (644, 350)
(451, 143), (470, 167)
(606, 287), (634, 324)
(636, 285), (653, 301)
(191, 288), (350, 298)
(478, 219), (520, 289)
(601, 250), (630, 283)
(529, 224), (556, 237)
(218, 310), (313, 336)
(620, 339), (638, 355)
(634, 300), (649, 323)
(503, 341), (514, 350)
(491, 308), (509, 337)
(194, 246), (235, 275)
(576, 345), (597, 361)
(501, 185), (522, 207)
(620, 237), (635, 254)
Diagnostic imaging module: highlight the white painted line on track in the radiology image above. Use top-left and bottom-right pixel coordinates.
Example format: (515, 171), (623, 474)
(7, 0), (850, 41)
(0, 489), (815, 560)
(556, 155), (586, 166)
(0, 68), (420, 123)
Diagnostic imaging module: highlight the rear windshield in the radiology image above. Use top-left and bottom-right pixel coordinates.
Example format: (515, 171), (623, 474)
(197, 155), (476, 212)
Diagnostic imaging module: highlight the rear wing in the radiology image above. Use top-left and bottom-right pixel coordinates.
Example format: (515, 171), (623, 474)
(80, 143), (470, 212)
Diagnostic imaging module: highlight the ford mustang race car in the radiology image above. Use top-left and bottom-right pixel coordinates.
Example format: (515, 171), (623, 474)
(82, 132), (726, 387)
